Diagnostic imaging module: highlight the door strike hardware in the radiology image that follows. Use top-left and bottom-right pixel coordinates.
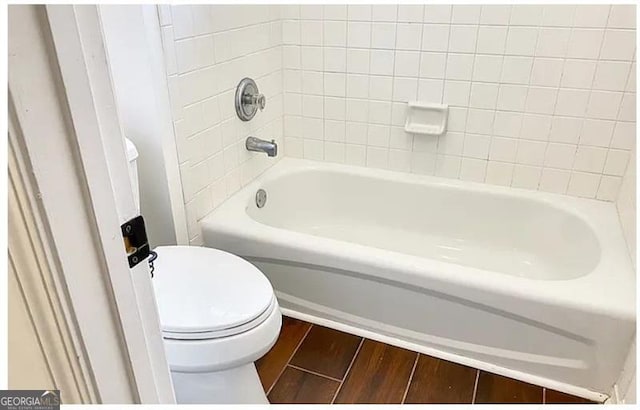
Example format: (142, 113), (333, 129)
(121, 215), (150, 269)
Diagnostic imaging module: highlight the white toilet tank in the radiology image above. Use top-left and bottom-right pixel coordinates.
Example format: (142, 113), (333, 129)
(124, 137), (141, 213)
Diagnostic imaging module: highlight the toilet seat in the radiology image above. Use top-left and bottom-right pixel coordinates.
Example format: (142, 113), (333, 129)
(162, 296), (277, 340)
(152, 246), (275, 340)
(163, 297), (281, 373)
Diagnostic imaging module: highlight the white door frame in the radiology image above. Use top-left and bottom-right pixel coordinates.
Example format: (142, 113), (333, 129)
(8, 109), (97, 402)
(8, 4), (174, 403)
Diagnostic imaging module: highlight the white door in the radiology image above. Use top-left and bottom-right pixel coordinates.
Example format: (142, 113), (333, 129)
(8, 4), (174, 403)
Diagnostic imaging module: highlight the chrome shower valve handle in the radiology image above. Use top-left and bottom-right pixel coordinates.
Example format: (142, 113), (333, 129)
(242, 92), (265, 111)
(235, 78), (266, 121)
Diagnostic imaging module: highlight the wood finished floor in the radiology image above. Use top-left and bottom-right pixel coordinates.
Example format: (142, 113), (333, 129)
(256, 316), (597, 405)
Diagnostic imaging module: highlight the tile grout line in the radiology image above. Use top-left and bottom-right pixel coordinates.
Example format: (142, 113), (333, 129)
(287, 364), (343, 383)
(265, 322), (313, 396)
(471, 369), (480, 404)
(330, 337), (365, 404)
(400, 353), (420, 404)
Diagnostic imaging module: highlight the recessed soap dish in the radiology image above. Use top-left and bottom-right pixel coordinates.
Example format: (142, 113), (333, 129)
(404, 101), (448, 136)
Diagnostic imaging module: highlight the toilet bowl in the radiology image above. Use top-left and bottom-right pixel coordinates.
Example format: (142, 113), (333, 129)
(152, 246), (281, 404)
(123, 138), (281, 403)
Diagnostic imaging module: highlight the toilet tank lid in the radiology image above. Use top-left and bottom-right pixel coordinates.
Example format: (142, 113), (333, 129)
(124, 137), (138, 162)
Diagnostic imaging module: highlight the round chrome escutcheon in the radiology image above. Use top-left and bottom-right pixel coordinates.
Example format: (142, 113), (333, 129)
(235, 78), (265, 121)
(256, 189), (267, 208)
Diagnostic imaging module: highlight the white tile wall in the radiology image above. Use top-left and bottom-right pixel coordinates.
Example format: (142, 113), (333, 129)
(158, 4), (636, 246)
(159, 5), (284, 245)
(281, 4), (636, 200)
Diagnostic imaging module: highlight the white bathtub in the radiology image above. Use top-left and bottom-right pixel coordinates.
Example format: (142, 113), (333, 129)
(201, 158), (635, 401)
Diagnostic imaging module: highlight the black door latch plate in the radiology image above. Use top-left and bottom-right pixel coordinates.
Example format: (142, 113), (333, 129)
(121, 215), (150, 268)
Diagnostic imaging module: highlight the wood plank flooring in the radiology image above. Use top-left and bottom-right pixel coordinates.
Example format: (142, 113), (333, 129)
(257, 316), (598, 405)
(334, 339), (417, 404)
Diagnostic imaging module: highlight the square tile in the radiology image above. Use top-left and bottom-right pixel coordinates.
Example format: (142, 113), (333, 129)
(394, 51), (420, 77)
(600, 29), (636, 61)
(435, 155), (462, 178)
(419, 52), (447, 78)
(607, 5), (636, 29)
(539, 168), (571, 194)
(397, 5), (423, 23)
(452, 5), (481, 24)
(446, 54), (474, 80)
(530, 58), (563, 87)
(473, 55), (503, 83)
(422, 24), (450, 52)
(541, 5), (575, 27)
(448, 25), (478, 53)
(573, 146), (607, 173)
(371, 22), (396, 49)
(535, 28), (570, 57)
(324, 21), (347, 47)
(480, 4), (511, 24)
(489, 137), (519, 162)
(597, 175), (623, 201)
(586, 91), (624, 120)
(370, 49), (395, 75)
(505, 27), (538, 56)
(573, 5), (610, 28)
(580, 119), (615, 147)
(567, 171), (601, 198)
(510, 4), (543, 26)
(476, 26), (508, 54)
(463, 134), (491, 159)
(469, 83), (499, 110)
(372, 5), (397, 22)
(567, 29), (605, 59)
(561, 59), (596, 89)
(443, 81), (471, 106)
(544, 143), (576, 170)
(593, 61), (632, 92)
(396, 23), (422, 50)
(424, 5), (452, 24)
(603, 149), (630, 176)
(501, 56), (533, 84)
(347, 21), (371, 48)
(486, 162), (515, 186)
(459, 158), (487, 182)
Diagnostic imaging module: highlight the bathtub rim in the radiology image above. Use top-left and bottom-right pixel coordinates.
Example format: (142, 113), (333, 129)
(201, 158), (635, 321)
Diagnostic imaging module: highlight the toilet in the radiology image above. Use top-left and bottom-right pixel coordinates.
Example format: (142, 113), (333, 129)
(124, 138), (281, 404)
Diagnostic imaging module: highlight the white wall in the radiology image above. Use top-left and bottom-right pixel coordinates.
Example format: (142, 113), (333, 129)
(614, 339), (637, 404)
(617, 147), (636, 267)
(158, 5), (284, 245)
(282, 4), (636, 200)
(614, 105), (636, 404)
(101, 5), (187, 246)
